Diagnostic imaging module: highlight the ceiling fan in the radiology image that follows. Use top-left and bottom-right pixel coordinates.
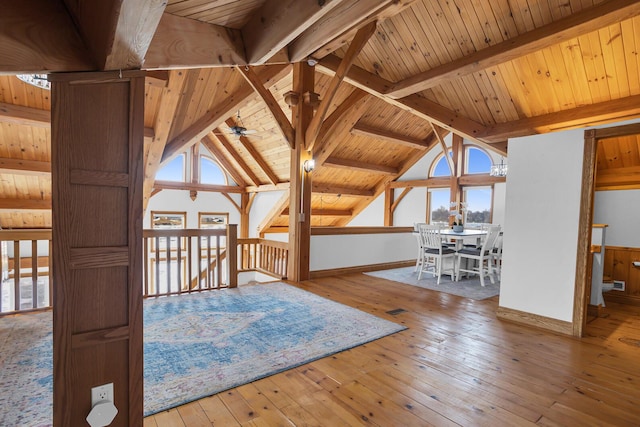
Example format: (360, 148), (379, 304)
(214, 110), (260, 138)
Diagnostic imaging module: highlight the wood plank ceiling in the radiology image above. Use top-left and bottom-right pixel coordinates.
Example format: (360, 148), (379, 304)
(1, 0), (640, 229)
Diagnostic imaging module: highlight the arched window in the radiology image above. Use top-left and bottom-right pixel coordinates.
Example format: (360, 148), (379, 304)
(156, 154), (185, 182)
(465, 146), (491, 174)
(200, 156), (228, 185)
(430, 151), (452, 177)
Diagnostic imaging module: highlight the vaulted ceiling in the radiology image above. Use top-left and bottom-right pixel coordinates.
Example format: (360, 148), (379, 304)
(1, 0), (640, 229)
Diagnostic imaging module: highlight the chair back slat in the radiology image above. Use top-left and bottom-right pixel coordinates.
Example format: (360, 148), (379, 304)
(480, 225), (502, 255)
(418, 224), (444, 251)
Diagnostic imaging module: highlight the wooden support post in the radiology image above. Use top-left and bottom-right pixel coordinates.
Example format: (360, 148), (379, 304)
(384, 185), (394, 226)
(450, 133), (464, 224)
(288, 62), (315, 282)
(51, 71), (145, 426)
(227, 224), (238, 288)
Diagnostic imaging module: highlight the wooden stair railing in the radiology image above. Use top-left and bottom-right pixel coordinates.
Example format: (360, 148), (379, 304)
(0, 229), (53, 315)
(143, 225), (237, 298)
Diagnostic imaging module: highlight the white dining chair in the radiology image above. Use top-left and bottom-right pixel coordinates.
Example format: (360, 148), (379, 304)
(455, 225), (501, 287)
(417, 224), (456, 284)
(413, 223), (426, 271)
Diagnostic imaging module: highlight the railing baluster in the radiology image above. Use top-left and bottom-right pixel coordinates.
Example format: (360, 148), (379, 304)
(187, 236), (192, 293)
(155, 236), (160, 296)
(166, 236), (172, 294)
(31, 240), (38, 308)
(216, 236), (222, 288)
(14, 241), (20, 311)
(207, 236), (212, 289)
(143, 237), (149, 296)
(177, 236), (183, 293)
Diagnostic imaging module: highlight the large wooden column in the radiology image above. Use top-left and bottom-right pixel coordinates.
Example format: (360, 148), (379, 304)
(51, 71), (145, 426)
(288, 62), (315, 282)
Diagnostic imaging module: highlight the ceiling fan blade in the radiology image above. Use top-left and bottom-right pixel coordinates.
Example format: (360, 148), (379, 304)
(242, 129), (258, 135)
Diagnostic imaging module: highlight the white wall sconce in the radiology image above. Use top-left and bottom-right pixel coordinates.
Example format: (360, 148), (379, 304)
(303, 159), (315, 173)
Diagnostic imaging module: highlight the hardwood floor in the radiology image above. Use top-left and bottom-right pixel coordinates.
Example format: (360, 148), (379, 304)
(144, 273), (640, 426)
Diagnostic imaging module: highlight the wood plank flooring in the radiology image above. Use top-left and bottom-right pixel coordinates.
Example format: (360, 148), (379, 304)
(144, 273), (640, 426)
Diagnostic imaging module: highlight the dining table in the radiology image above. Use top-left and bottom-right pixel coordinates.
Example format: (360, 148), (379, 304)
(439, 228), (487, 250)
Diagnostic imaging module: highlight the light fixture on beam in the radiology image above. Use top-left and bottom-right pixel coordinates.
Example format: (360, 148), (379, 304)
(303, 159), (315, 173)
(490, 157), (508, 177)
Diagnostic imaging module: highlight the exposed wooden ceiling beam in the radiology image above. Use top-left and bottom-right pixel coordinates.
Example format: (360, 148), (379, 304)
(245, 182), (291, 193)
(236, 66), (294, 147)
(211, 132), (262, 187)
(145, 13), (245, 69)
(161, 64), (291, 165)
(282, 208), (353, 216)
(241, 0), (344, 65)
(479, 94), (640, 143)
(310, 0), (417, 61)
(62, 0), (166, 71)
(314, 93), (372, 166)
(311, 183), (374, 197)
(288, 0), (401, 63)
(0, 0), (94, 73)
(386, 0), (640, 99)
(388, 176), (452, 188)
(595, 166), (640, 190)
(143, 69), (188, 212)
(201, 134), (248, 187)
(324, 156), (398, 175)
(351, 123), (431, 150)
(306, 21), (377, 150)
(316, 54), (488, 145)
(225, 118), (279, 185)
(152, 180), (244, 193)
(0, 102), (50, 127)
(0, 198), (51, 210)
(0, 157), (51, 176)
(145, 70), (169, 87)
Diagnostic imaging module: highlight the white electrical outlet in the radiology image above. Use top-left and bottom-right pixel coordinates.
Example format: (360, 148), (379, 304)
(91, 383), (114, 407)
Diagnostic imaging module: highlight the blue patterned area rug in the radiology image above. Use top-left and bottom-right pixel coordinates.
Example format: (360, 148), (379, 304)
(365, 266), (500, 300)
(0, 282), (406, 425)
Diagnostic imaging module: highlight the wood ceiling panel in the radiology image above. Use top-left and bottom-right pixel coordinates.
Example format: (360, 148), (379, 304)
(0, 212), (51, 229)
(597, 135), (640, 171)
(166, 0), (266, 29)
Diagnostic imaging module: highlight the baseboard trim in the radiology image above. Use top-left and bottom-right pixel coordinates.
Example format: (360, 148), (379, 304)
(496, 306), (574, 336)
(310, 260), (414, 279)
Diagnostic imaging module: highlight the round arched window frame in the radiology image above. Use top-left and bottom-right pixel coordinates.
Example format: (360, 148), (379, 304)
(464, 146), (492, 174)
(200, 155), (229, 185)
(429, 150), (453, 177)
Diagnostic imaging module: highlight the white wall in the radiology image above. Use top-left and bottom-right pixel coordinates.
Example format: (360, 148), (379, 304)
(144, 189), (241, 228)
(594, 189), (640, 247)
(249, 190), (286, 238)
(310, 232), (416, 271)
(499, 129), (585, 322)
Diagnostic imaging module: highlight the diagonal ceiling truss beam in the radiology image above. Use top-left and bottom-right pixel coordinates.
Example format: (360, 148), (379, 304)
(305, 21), (377, 151)
(241, 0), (345, 65)
(237, 66), (294, 147)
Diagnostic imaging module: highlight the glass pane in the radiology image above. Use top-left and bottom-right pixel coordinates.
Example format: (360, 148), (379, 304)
(466, 147), (491, 174)
(156, 154), (185, 182)
(201, 157), (227, 185)
(431, 153), (452, 177)
(463, 187), (492, 225)
(429, 189), (450, 226)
